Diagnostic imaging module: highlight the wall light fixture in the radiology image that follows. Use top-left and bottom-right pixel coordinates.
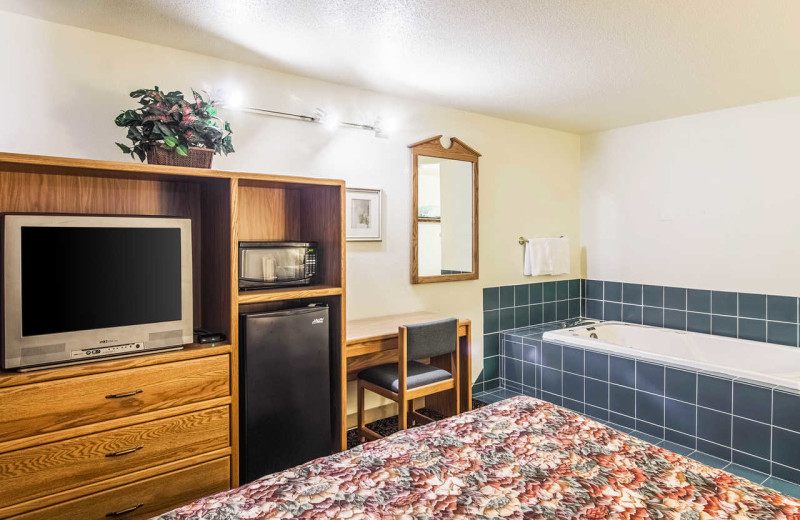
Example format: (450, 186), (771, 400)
(215, 90), (388, 138)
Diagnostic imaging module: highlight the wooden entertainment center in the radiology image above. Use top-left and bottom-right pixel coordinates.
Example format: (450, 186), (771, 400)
(0, 153), (346, 519)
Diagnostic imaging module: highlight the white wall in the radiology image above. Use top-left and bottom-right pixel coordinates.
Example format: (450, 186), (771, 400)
(581, 96), (800, 296)
(0, 13), (583, 414)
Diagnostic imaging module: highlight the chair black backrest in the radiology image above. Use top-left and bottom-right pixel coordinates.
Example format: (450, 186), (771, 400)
(404, 318), (458, 361)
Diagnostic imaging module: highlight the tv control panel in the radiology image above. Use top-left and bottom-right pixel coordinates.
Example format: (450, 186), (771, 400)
(71, 342), (144, 359)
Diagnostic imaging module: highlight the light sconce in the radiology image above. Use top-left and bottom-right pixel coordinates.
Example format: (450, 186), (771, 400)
(313, 109), (341, 131)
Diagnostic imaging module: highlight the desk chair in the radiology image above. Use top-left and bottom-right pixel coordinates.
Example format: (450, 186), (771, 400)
(356, 318), (460, 440)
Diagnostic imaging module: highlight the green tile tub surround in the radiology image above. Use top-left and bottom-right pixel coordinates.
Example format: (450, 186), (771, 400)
(481, 278), (583, 393)
(583, 279), (800, 347)
(482, 279), (582, 338)
(482, 276), (800, 482)
(483, 287), (500, 311)
(526, 339), (800, 487)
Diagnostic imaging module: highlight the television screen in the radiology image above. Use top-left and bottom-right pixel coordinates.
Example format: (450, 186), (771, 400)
(21, 227), (183, 336)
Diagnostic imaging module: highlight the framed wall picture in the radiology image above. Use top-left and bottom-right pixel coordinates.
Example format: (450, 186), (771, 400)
(346, 187), (382, 241)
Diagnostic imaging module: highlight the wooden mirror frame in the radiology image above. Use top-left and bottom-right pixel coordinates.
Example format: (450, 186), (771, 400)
(409, 135), (480, 284)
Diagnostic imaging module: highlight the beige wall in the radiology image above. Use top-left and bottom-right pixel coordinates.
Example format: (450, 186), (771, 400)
(581, 96), (800, 296)
(0, 12), (583, 412)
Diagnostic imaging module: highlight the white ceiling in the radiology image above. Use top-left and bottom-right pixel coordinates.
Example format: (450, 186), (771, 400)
(3, 0), (800, 133)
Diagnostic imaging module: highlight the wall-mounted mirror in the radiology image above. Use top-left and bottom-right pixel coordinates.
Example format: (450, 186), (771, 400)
(409, 136), (479, 284)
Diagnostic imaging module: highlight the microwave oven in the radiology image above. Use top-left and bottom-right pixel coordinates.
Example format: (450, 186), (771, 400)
(239, 241), (318, 290)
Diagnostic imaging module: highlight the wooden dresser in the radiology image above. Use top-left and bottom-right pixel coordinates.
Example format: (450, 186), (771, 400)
(0, 153), (346, 519)
(0, 346), (232, 519)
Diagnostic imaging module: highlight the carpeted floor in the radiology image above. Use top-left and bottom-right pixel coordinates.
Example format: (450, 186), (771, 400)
(346, 398), (488, 449)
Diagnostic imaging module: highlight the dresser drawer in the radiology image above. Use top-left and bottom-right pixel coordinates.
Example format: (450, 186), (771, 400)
(0, 406), (229, 509)
(0, 355), (229, 442)
(10, 457), (229, 520)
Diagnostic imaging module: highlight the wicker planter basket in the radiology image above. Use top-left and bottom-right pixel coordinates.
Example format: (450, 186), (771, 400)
(147, 145), (214, 169)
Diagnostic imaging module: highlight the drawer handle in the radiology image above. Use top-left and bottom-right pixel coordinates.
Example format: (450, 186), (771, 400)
(105, 445), (143, 457)
(105, 389), (143, 399)
(106, 503), (144, 517)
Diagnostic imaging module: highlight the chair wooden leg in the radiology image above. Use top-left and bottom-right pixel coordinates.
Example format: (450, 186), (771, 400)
(454, 385), (460, 416)
(357, 383), (366, 440)
(398, 398), (408, 431)
(450, 350), (461, 415)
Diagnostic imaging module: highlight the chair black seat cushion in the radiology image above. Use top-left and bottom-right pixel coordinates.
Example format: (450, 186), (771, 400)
(358, 361), (452, 393)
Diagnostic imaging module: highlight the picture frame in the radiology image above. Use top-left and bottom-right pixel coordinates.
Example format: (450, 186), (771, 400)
(346, 187), (382, 241)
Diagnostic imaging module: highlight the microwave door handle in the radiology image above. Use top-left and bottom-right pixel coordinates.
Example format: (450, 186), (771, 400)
(240, 276), (276, 282)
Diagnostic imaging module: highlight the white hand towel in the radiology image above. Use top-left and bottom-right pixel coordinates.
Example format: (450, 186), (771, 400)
(523, 238), (548, 276)
(523, 237), (570, 276)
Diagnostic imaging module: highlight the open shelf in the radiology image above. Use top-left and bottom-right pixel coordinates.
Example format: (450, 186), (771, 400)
(238, 284), (343, 304)
(0, 162), (233, 342)
(236, 179), (343, 289)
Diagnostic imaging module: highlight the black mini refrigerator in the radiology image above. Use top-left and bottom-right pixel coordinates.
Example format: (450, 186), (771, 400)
(239, 304), (332, 483)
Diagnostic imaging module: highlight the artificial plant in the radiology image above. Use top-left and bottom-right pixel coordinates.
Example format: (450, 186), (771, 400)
(115, 86), (234, 161)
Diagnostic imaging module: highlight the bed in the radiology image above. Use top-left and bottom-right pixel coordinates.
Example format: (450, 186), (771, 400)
(156, 396), (799, 519)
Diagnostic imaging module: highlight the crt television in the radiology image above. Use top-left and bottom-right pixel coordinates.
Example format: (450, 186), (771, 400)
(2, 214), (193, 370)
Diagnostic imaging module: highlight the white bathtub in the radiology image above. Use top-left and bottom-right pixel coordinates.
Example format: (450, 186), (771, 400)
(542, 321), (800, 390)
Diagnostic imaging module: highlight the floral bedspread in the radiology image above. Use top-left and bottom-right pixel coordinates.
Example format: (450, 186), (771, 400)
(156, 396), (800, 519)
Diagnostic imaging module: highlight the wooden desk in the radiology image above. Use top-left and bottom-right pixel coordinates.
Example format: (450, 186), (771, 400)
(343, 312), (472, 449)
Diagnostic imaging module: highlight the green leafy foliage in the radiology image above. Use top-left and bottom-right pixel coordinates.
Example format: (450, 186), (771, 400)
(114, 86), (234, 162)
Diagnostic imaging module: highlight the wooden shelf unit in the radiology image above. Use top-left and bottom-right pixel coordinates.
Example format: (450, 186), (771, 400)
(238, 284), (343, 304)
(0, 153), (346, 520)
